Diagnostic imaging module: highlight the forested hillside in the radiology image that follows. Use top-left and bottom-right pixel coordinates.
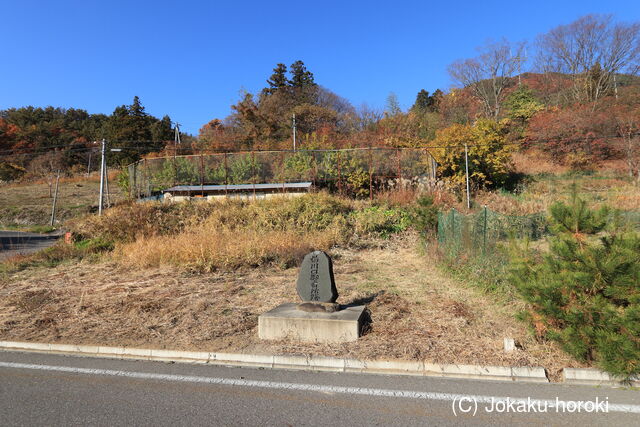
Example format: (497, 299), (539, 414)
(0, 97), (174, 181)
(1, 14), (639, 187)
(196, 15), (640, 187)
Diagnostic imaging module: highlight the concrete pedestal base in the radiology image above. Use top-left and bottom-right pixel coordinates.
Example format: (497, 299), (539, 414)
(258, 303), (366, 343)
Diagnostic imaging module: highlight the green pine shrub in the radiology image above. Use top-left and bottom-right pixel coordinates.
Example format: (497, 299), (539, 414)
(409, 195), (438, 236)
(510, 193), (640, 379)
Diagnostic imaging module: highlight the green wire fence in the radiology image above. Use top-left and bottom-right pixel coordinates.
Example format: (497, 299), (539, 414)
(438, 207), (640, 257)
(437, 207), (548, 256)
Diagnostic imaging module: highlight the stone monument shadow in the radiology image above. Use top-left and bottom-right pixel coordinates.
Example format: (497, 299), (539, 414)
(342, 291), (381, 308)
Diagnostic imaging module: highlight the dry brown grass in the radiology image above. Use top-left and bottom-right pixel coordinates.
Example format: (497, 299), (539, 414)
(474, 192), (547, 215)
(115, 228), (343, 272)
(512, 150), (570, 175)
(613, 193), (640, 210)
(374, 188), (418, 206)
(0, 234), (583, 380)
(69, 193), (420, 273)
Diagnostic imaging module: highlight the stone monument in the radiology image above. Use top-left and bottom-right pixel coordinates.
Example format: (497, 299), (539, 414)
(296, 251), (339, 313)
(258, 251), (367, 343)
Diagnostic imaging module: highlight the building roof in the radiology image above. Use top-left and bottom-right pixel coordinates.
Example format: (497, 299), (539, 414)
(163, 182), (313, 193)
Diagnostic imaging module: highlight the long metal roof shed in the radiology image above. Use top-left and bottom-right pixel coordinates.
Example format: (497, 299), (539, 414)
(163, 182), (313, 193)
(163, 182), (312, 193)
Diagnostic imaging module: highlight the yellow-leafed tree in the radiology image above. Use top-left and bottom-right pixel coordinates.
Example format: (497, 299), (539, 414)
(431, 119), (514, 189)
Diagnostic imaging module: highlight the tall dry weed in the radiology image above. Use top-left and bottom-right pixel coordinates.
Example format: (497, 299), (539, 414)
(115, 228), (344, 272)
(110, 193), (355, 271)
(512, 150), (570, 175)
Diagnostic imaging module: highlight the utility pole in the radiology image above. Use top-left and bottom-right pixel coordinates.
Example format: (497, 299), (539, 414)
(50, 170), (60, 227)
(292, 113), (296, 151)
(174, 123), (181, 158)
(98, 139), (106, 216)
(464, 143), (471, 210)
(173, 123), (181, 187)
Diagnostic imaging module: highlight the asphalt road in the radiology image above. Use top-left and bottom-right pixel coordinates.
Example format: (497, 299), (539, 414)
(1, 351), (639, 426)
(0, 231), (61, 260)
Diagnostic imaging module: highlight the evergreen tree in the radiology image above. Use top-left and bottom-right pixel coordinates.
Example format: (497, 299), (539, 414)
(105, 97), (168, 164)
(431, 89), (444, 112)
(510, 192), (640, 379)
(289, 60), (315, 88)
(264, 63), (288, 95)
(150, 115), (174, 143)
(129, 96), (146, 117)
(411, 89), (432, 112)
(411, 89), (444, 113)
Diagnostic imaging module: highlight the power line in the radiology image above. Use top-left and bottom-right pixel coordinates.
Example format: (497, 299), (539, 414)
(1, 131), (639, 161)
(0, 141), (173, 155)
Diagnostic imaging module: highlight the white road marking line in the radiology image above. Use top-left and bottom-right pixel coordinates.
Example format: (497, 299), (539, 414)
(1, 361), (639, 414)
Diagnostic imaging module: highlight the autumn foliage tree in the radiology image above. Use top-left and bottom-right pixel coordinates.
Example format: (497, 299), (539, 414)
(207, 61), (358, 150)
(431, 119), (514, 189)
(526, 104), (617, 168)
(612, 90), (640, 184)
(0, 98), (175, 178)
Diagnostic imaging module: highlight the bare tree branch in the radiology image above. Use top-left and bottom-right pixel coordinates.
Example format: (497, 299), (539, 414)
(536, 14), (640, 103)
(448, 39), (524, 119)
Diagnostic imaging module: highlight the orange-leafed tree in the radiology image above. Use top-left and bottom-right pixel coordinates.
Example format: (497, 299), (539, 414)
(526, 103), (617, 168)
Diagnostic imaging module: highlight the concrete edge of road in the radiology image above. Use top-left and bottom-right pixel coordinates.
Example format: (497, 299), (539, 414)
(2, 339), (632, 387)
(0, 340), (552, 383)
(563, 368), (640, 387)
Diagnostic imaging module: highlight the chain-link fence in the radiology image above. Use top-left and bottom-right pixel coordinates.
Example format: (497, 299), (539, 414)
(127, 148), (437, 199)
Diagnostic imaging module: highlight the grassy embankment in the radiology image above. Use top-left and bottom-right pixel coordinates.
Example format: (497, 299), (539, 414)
(2, 155), (637, 379)
(0, 190), (587, 380)
(0, 172), (123, 231)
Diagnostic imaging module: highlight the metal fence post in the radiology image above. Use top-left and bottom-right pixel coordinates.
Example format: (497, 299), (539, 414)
(450, 208), (456, 241)
(144, 158), (149, 197)
(280, 151), (286, 193)
(337, 151), (342, 195)
(200, 153), (205, 196)
(464, 143), (471, 210)
(172, 153), (177, 188)
(131, 161), (137, 200)
(483, 205), (488, 255)
(396, 149), (402, 185)
(368, 146), (373, 200)
(50, 170), (60, 226)
(312, 151), (318, 190)
(224, 152), (229, 196)
(251, 151), (256, 199)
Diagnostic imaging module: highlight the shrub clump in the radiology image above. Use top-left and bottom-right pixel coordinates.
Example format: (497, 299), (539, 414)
(409, 195), (438, 236)
(510, 194), (640, 379)
(62, 192), (429, 273)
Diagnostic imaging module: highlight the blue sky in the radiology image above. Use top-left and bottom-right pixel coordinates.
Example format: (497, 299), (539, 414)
(2, 0), (639, 134)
